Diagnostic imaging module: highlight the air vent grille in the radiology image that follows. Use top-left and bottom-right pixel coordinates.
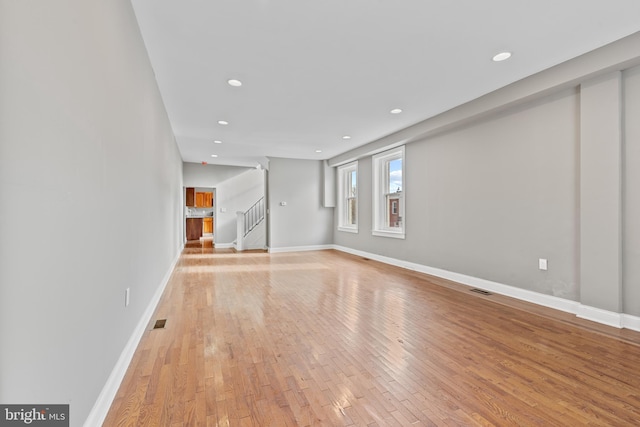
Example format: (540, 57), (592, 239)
(152, 319), (167, 329)
(470, 288), (492, 296)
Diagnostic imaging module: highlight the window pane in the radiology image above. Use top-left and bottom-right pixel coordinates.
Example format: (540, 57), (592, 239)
(338, 162), (358, 231)
(347, 198), (356, 225)
(386, 157), (402, 228)
(386, 194), (402, 228)
(348, 170), (357, 197)
(388, 158), (402, 193)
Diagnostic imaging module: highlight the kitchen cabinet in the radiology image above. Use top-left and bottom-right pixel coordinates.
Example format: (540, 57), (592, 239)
(186, 218), (203, 240)
(203, 217), (213, 234)
(195, 191), (213, 207)
(195, 192), (204, 207)
(186, 187), (195, 207)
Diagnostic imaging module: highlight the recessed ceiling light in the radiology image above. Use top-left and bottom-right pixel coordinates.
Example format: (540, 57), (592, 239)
(218, 120), (228, 125)
(211, 154), (218, 158)
(227, 79), (242, 87)
(315, 150), (322, 153)
(492, 52), (512, 62)
(213, 140), (222, 144)
(390, 108), (403, 114)
(342, 135), (351, 140)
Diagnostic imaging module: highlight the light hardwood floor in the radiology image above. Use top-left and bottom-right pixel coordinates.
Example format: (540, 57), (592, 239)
(104, 241), (640, 426)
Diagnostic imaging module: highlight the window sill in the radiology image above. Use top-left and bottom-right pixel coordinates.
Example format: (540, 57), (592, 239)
(372, 229), (405, 239)
(338, 226), (359, 234)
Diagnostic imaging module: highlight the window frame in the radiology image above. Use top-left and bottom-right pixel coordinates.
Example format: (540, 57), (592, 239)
(372, 146), (405, 239)
(337, 161), (358, 233)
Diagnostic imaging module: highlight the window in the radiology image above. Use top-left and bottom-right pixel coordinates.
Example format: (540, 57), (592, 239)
(337, 161), (358, 233)
(372, 146), (405, 238)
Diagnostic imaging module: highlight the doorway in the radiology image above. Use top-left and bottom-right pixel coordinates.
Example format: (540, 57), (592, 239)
(184, 187), (215, 242)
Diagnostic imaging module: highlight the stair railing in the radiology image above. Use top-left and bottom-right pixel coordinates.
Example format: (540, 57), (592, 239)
(243, 197), (265, 237)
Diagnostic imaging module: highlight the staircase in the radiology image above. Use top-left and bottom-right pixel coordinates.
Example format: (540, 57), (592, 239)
(235, 197), (266, 251)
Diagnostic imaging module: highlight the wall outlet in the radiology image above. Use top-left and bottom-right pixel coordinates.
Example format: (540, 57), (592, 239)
(125, 288), (130, 307)
(280, 201), (287, 206)
(539, 258), (548, 271)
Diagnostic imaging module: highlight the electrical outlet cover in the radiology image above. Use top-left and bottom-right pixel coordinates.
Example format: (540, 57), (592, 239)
(539, 259), (548, 270)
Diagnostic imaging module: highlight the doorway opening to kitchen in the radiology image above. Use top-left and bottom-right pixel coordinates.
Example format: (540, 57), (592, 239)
(185, 187), (215, 242)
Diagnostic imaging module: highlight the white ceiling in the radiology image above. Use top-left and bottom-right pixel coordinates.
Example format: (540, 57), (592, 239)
(131, 0), (640, 168)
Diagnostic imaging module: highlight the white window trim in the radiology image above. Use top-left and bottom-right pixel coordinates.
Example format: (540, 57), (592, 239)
(337, 161), (358, 233)
(372, 146), (405, 239)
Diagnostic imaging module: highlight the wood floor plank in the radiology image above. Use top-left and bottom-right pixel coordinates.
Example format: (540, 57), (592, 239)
(105, 245), (640, 426)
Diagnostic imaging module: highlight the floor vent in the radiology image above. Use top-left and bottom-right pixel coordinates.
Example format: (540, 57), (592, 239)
(152, 319), (167, 329)
(470, 288), (492, 296)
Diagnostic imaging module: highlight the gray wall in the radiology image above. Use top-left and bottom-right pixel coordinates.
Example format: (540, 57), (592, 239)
(333, 47), (640, 316)
(268, 158), (334, 249)
(580, 72), (623, 313)
(183, 162), (252, 187)
(0, 1), (183, 425)
(335, 90), (579, 299)
(624, 65), (640, 315)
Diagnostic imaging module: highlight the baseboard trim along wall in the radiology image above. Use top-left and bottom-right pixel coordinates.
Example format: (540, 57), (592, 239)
(622, 314), (640, 331)
(268, 244), (334, 254)
(576, 304), (624, 328)
(84, 249), (182, 427)
(331, 245), (640, 333)
(214, 242), (235, 249)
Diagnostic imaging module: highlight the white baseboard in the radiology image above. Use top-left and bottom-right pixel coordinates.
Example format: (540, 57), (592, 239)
(84, 250), (181, 427)
(576, 304), (623, 328)
(332, 245), (640, 333)
(268, 244), (334, 253)
(623, 313), (640, 331)
(214, 242), (234, 249)
(243, 244), (268, 251)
